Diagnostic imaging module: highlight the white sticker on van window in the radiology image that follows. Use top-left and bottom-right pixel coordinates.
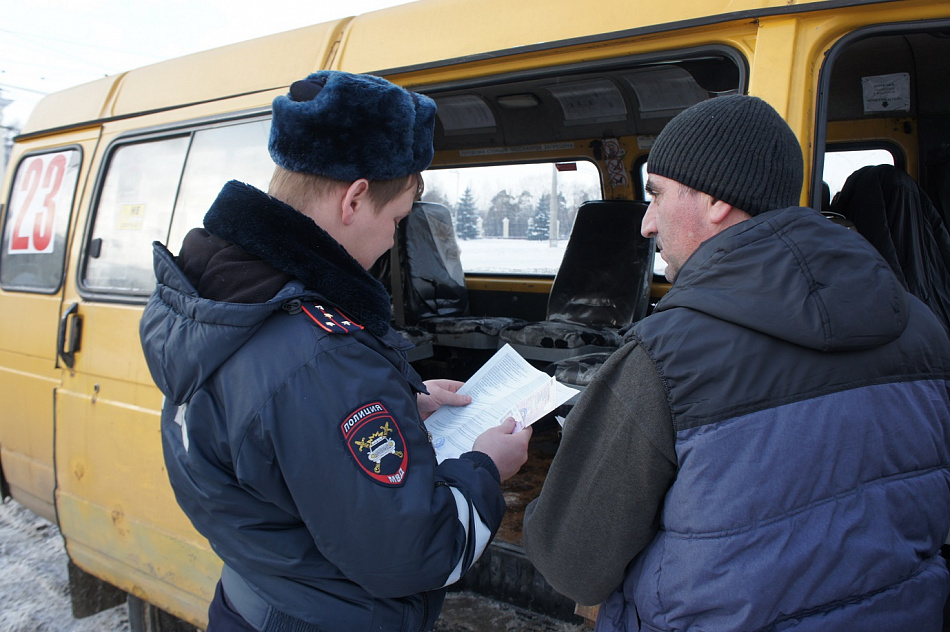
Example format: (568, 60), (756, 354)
(6, 153), (69, 255)
(116, 204), (146, 230)
(862, 73), (910, 113)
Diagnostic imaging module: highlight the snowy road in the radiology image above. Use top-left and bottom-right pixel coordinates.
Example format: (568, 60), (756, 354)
(0, 498), (586, 632)
(0, 499), (128, 632)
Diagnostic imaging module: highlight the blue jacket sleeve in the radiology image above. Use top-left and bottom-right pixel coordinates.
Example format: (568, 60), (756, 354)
(234, 338), (506, 598)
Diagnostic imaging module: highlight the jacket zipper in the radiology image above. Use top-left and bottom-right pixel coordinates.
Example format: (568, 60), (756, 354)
(417, 592), (429, 632)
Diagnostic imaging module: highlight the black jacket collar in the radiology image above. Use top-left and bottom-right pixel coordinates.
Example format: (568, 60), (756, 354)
(197, 180), (392, 336)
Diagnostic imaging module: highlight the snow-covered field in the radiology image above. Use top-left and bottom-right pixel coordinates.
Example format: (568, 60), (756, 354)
(0, 499), (129, 632)
(459, 237), (663, 277)
(459, 238), (568, 275)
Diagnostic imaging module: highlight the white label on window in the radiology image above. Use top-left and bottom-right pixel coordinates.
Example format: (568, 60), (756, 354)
(862, 73), (910, 113)
(116, 204), (146, 230)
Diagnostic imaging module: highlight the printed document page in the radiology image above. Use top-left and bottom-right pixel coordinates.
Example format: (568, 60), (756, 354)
(424, 344), (579, 462)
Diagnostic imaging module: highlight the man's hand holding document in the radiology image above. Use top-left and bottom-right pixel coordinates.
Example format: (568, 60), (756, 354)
(424, 344), (579, 462)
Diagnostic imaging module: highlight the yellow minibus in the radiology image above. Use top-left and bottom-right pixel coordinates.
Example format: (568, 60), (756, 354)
(2, 0), (949, 628)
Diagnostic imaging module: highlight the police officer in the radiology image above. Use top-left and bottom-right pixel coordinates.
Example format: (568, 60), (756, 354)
(140, 71), (531, 632)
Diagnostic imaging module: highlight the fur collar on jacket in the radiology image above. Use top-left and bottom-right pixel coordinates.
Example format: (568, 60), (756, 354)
(202, 180), (392, 336)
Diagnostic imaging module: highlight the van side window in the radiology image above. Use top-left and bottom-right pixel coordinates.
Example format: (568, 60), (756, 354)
(823, 147), (897, 201)
(1, 149), (81, 292)
(84, 137), (190, 294)
(82, 119), (273, 297)
(167, 120), (272, 254)
(421, 161), (602, 275)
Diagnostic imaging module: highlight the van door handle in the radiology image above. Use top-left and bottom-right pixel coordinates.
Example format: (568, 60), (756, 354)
(58, 302), (83, 368)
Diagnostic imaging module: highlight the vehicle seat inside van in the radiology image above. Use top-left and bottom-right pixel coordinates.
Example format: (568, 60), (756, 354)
(374, 201), (522, 352)
(497, 199), (655, 364)
(819, 180), (854, 229)
(832, 164), (950, 333)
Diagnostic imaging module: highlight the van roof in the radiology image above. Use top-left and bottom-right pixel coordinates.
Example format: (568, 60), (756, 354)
(20, 0), (892, 136)
(21, 20), (348, 135)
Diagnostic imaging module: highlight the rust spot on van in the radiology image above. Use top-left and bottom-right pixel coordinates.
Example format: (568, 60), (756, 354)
(111, 507), (130, 537)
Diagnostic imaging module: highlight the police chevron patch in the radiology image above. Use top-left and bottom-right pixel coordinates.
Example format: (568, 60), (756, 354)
(301, 303), (364, 334)
(341, 402), (409, 486)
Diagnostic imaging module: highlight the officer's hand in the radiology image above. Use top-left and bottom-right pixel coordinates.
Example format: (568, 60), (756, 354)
(473, 418), (532, 482)
(417, 379), (471, 421)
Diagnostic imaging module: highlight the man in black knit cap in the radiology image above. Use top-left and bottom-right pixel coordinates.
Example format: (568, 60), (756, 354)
(523, 95), (950, 631)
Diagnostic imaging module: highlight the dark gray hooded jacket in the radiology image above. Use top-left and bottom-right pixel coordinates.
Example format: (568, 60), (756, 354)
(526, 206), (950, 631)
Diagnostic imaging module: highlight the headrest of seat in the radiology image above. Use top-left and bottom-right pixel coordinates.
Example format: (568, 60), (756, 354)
(400, 201), (468, 321)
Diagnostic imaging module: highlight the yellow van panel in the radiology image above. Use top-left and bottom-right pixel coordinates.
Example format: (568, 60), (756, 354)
(107, 21), (347, 119)
(20, 76), (121, 136)
(66, 533), (217, 629)
(0, 292), (64, 520)
(336, 0), (846, 74)
(55, 380), (218, 627)
(0, 348), (57, 512)
(0, 292), (64, 359)
(60, 303), (156, 387)
(62, 491), (218, 628)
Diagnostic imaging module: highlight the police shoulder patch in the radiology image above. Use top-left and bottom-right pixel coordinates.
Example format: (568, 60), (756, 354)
(301, 303), (364, 334)
(341, 402), (409, 486)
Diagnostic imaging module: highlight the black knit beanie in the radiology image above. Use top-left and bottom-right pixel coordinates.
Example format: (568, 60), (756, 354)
(647, 95), (803, 216)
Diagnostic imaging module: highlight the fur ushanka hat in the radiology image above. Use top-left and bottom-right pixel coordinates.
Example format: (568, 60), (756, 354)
(269, 71), (437, 182)
(647, 95), (803, 216)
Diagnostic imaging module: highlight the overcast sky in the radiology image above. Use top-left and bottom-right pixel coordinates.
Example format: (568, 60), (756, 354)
(0, 0), (417, 126)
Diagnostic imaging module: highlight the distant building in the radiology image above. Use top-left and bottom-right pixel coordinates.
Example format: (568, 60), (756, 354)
(0, 92), (15, 179)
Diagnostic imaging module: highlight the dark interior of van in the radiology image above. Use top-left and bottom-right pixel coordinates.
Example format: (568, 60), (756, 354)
(408, 25), (950, 347)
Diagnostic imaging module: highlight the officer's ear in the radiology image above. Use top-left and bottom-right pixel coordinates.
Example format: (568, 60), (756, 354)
(341, 179), (371, 226)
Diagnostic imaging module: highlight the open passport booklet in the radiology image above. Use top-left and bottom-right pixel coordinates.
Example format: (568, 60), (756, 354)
(423, 344), (580, 462)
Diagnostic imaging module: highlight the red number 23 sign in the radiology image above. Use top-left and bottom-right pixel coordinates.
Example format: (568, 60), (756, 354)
(7, 152), (76, 255)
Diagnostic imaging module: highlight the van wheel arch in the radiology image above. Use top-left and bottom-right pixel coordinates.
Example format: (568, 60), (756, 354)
(127, 595), (201, 632)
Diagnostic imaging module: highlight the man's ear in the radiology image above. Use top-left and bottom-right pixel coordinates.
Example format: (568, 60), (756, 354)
(708, 196), (754, 231)
(707, 197), (736, 225)
(340, 179), (371, 226)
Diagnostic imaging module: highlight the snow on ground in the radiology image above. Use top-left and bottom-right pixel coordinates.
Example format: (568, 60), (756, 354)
(0, 498), (586, 632)
(458, 237), (664, 277)
(0, 498), (129, 632)
(458, 238), (568, 275)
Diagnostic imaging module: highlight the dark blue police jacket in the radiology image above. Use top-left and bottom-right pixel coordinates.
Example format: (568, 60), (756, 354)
(140, 181), (505, 632)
